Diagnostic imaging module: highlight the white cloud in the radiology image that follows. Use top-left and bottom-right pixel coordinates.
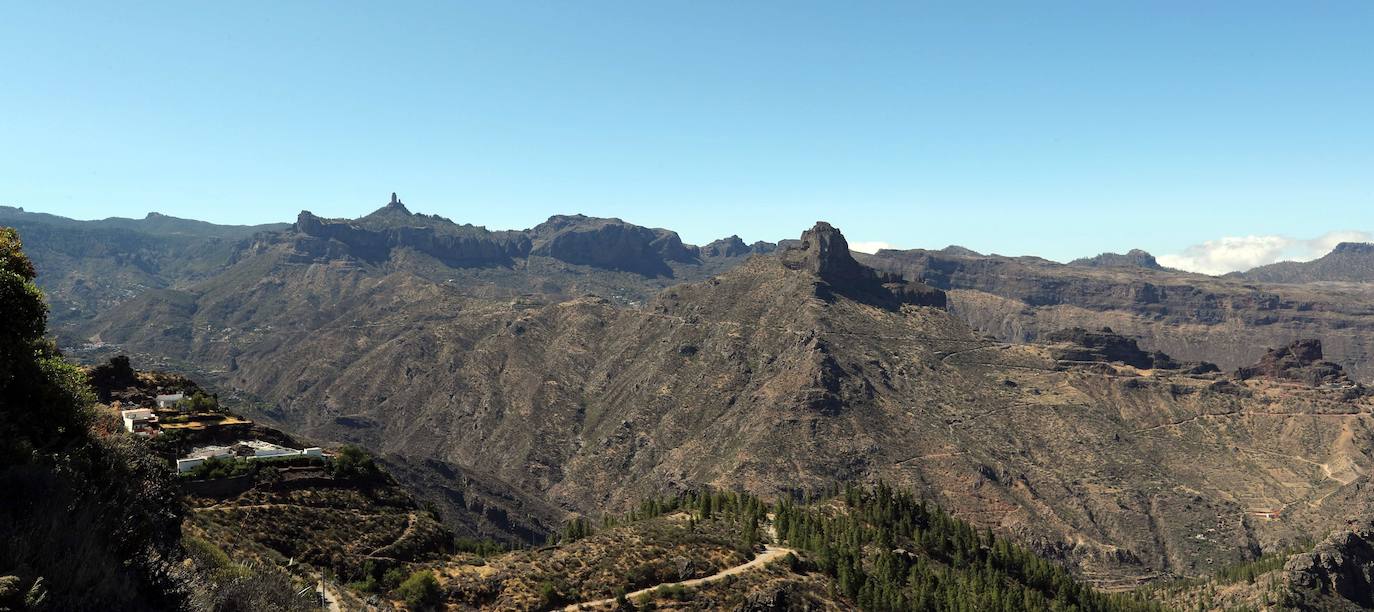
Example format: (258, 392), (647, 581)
(849, 241), (894, 254)
(1157, 230), (1372, 275)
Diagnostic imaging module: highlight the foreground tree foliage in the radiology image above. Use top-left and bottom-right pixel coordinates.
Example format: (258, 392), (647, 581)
(0, 227), (189, 609)
(0, 227), (314, 611)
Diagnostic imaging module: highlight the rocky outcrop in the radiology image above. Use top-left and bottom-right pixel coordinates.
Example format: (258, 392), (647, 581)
(1284, 518), (1374, 608)
(939, 245), (982, 257)
(1045, 327), (1166, 369)
(1041, 326), (1219, 373)
(527, 214), (698, 276)
(1235, 339), (1352, 387)
(782, 222), (945, 309)
(294, 208), (528, 267)
(1069, 249), (1163, 270)
(701, 236), (753, 258)
(1234, 242), (1374, 283)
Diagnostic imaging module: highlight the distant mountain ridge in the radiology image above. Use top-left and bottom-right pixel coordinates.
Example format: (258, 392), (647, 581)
(857, 246), (1374, 381)
(0, 205), (289, 326)
(7, 196), (783, 329)
(295, 194), (768, 276)
(1068, 249), (1164, 270)
(0, 205), (288, 238)
(1232, 241), (1374, 283)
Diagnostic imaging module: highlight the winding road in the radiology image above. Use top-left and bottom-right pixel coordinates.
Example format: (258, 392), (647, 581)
(561, 545), (796, 611)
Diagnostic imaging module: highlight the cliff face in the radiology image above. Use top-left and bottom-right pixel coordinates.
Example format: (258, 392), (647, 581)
(858, 248), (1374, 382)
(294, 209), (528, 267)
(1285, 518), (1374, 608)
(293, 203), (716, 278)
(526, 214), (697, 275)
(781, 222), (946, 309)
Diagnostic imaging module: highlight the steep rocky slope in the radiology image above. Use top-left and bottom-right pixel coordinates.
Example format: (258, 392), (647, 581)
(859, 247), (1374, 382)
(1283, 517), (1374, 609)
(66, 219), (1374, 587)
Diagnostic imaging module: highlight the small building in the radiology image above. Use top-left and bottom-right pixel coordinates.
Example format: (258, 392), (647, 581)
(176, 440), (330, 473)
(121, 409), (159, 436)
(155, 393), (185, 408)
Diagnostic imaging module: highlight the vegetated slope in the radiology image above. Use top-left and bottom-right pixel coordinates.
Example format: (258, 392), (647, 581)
(183, 453), (458, 608)
(858, 247), (1374, 382)
(71, 219), (1374, 586)
(1231, 241), (1374, 284)
(434, 484), (1165, 611)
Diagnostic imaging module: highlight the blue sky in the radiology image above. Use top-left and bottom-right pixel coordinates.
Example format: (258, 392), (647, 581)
(2, 2), (1371, 270)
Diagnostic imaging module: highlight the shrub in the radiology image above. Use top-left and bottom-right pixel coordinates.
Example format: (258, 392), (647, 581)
(382, 566), (409, 590)
(537, 580), (573, 607)
(330, 445), (380, 479)
(395, 570), (441, 610)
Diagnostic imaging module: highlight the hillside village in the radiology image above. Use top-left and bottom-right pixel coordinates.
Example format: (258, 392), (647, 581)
(94, 356), (331, 476)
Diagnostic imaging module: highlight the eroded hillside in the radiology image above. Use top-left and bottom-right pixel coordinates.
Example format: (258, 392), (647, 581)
(65, 217), (1374, 587)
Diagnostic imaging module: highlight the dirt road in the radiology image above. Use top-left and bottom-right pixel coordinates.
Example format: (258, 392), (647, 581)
(562, 545), (796, 611)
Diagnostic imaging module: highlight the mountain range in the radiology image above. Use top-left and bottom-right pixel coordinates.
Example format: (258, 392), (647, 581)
(7, 198), (1374, 596)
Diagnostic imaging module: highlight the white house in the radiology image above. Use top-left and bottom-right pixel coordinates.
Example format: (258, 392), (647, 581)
(121, 408), (159, 436)
(176, 440), (331, 473)
(155, 393), (185, 408)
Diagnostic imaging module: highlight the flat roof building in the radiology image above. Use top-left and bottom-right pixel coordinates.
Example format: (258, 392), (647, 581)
(121, 409), (159, 436)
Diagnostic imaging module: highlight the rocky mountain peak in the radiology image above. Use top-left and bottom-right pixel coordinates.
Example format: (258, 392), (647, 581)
(789, 221), (867, 282)
(781, 222), (945, 309)
(939, 245), (983, 257)
(701, 235), (751, 258)
(1069, 249), (1162, 269)
(373, 192), (412, 216)
(1331, 242), (1374, 255)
